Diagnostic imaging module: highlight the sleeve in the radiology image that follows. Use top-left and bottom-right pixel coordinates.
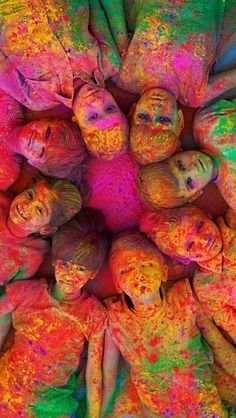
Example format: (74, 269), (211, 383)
(6, 278), (50, 310)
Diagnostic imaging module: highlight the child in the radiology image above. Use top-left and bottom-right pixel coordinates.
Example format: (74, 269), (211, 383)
(112, 0), (236, 165)
(0, 0), (129, 160)
(0, 208), (109, 417)
(0, 90), (87, 185)
(102, 231), (226, 417)
(7, 177), (82, 237)
(0, 192), (49, 287)
(140, 205), (236, 343)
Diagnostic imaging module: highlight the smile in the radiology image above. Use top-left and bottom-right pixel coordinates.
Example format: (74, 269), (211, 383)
(16, 205), (27, 220)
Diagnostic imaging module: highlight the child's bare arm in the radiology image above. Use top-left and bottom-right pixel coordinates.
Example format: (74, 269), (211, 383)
(85, 327), (105, 418)
(205, 68), (236, 105)
(0, 292), (14, 350)
(100, 329), (120, 418)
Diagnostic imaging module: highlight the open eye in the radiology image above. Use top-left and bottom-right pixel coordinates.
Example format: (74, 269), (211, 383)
(106, 104), (117, 113)
(196, 221), (204, 232)
(45, 127), (52, 139)
(157, 116), (171, 124)
(77, 266), (85, 272)
(186, 177), (194, 190)
(27, 190), (34, 200)
(37, 206), (43, 216)
(177, 160), (185, 171)
(186, 241), (194, 251)
(88, 114), (99, 121)
(138, 113), (151, 122)
(60, 260), (69, 268)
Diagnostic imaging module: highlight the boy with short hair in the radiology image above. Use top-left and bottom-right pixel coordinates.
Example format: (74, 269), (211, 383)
(0, 208), (109, 418)
(7, 177), (82, 237)
(102, 231), (226, 417)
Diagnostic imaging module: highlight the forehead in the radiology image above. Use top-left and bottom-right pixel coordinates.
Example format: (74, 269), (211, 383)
(112, 250), (161, 268)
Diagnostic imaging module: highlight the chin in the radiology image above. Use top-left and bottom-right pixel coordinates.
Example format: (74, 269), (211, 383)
(7, 217), (32, 237)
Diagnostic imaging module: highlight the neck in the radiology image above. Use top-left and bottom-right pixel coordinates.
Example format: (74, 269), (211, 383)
(132, 289), (163, 315)
(9, 125), (25, 154)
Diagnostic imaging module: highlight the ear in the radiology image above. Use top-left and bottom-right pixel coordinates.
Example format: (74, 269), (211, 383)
(177, 109), (184, 132)
(39, 225), (58, 236)
(188, 190), (203, 203)
(175, 255), (191, 265)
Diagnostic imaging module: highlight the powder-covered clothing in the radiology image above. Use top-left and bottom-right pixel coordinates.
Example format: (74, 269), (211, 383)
(0, 194), (49, 286)
(115, 0), (224, 107)
(0, 0), (120, 110)
(0, 279), (107, 417)
(194, 98), (236, 210)
(194, 216), (236, 344)
(106, 279), (226, 417)
(0, 90), (24, 190)
(214, 0), (236, 72)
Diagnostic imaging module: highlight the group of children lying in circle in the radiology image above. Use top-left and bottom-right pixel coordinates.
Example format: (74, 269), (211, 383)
(0, 0), (235, 417)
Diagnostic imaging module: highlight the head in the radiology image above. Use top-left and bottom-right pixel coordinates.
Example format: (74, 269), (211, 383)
(72, 84), (129, 160)
(7, 178), (82, 237)
(137, 151), (214, 209)
(18, 120), (87, 181)
(130, 88), (183, 165)
(140, 205), (222, 264)
(52, 208), (110, 297)
(109, 231), (168, 302)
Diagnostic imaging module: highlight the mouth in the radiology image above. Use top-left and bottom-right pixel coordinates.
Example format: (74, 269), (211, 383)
(198, 159), (205, 171)
(16, 204), (27, 220)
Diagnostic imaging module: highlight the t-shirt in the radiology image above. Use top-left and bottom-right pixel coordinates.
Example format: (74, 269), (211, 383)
(115, 0), (224, 107)
(0, 0), (120, 110)
(0, 194), (49, 286)
(194, 216), (236, 344)
(106, 279), (226, 417)
(0, 278), (107, 417)
(194, 98), (236, 210)
(0, 90), (24, 191)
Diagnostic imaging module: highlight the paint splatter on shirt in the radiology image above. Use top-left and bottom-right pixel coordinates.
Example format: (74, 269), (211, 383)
(106, 279), (226, 417)
(0, 0), (120, 110)
(115, 0), (224, 107)
(0, 279), (107, 417)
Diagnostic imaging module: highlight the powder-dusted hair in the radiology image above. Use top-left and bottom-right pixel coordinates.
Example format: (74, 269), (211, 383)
(31, 120), (87, 182)
(130, 125), (181, 165)
(137, 161), (189, 209)
(52, 208), (110, 271)
(81, 122), (129, 160)
(33, 178), (82, 227)
(109, 230), (166, 270)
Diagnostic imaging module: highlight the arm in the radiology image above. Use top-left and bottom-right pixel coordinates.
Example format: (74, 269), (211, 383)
(100, 329), (120, 418)
(0, 291), (14, 350)
(205, 68), (236, 105)
(86, 327), (105, 418)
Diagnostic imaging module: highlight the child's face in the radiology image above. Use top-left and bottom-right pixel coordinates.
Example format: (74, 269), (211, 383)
(167, 151), (214, 200)
(132, 88), (182, 135)
(8, 183), (55, 237)
(112, 252), (167, 302)
(18, 120), (74, 166)
(55, 259), (97, 298)
(73, 85), (127, 131)
(158, 206), (222, 263)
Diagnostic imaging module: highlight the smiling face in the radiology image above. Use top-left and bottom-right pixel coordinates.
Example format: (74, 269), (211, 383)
(54, 259), (97, 299)
(142, 206), (222, 263)
(72, 85), (128, 159)
(7, 183), (56, 237)
(167, 151), (214, 200)
(111, 251), (167, 303)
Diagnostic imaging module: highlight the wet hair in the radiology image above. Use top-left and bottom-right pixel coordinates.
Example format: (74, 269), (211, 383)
(137, 161), (189, 209)
(32, 120), (87, 182)
(81, 122), (129, 160)
(109, 230), (165, 269)
(33, 178), (82, 227)
(130, 125), (181, 165)
(52, 208), (110, 271)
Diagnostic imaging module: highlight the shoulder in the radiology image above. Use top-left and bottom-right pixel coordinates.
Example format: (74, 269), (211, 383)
(6, 278), (49, 309)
